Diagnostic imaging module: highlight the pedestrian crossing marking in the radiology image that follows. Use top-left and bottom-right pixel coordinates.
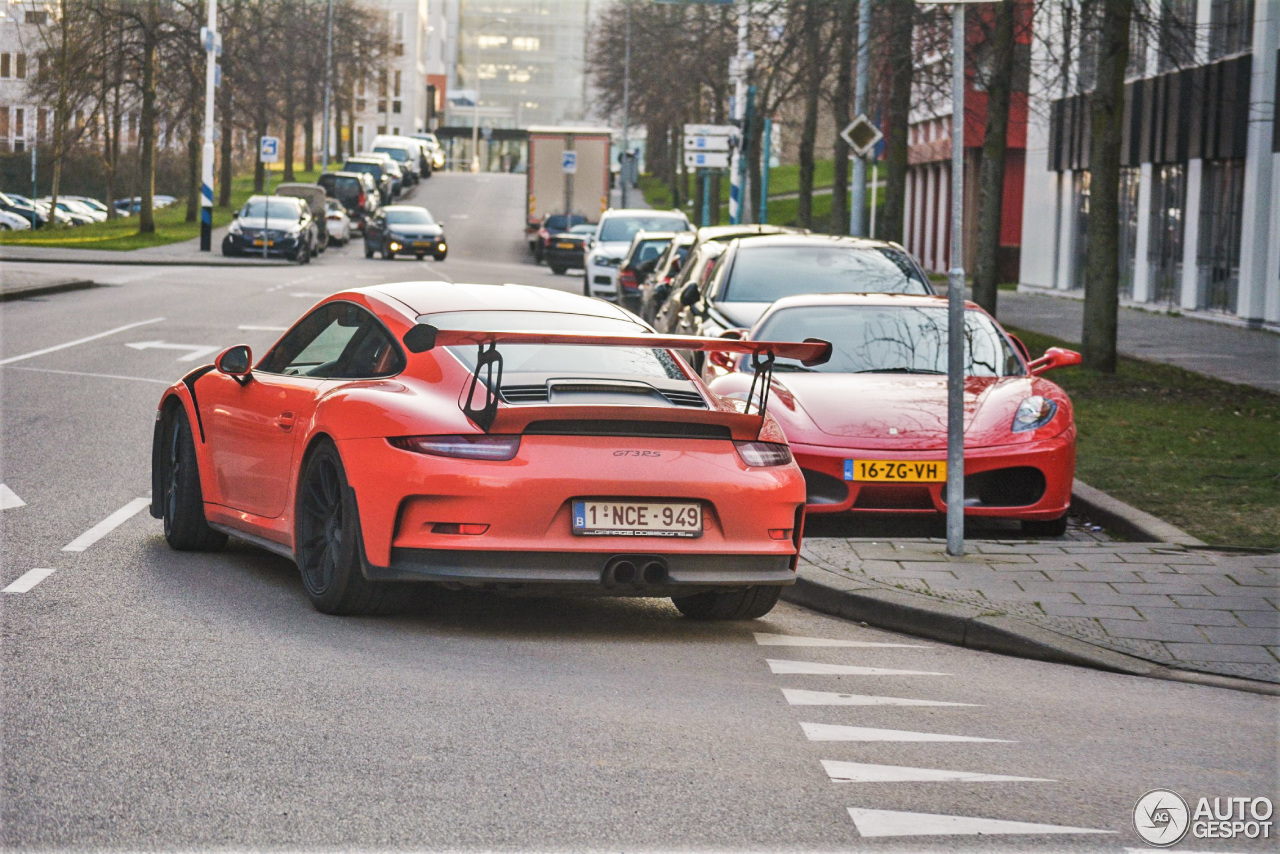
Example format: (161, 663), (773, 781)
(801, 722), (1011, 743)
(847, 807), (1114, 837)
(783, 688), (978, 707)
(768, 659), (947, 676)
(824, 760), (1052, 783)
(755, 632), (925, 648)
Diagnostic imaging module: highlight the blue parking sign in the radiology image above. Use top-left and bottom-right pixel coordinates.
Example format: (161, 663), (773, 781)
(259, 135), (280, 164)
(562, 150), (577, 174)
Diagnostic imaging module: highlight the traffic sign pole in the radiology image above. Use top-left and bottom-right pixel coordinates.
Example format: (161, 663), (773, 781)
(200, 0), (218, 252)
(260, 136), (279, 260)
(850, 0), (871, 237)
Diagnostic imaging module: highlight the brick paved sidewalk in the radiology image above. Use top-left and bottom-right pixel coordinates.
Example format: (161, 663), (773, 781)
(800, 535), (1279, 684)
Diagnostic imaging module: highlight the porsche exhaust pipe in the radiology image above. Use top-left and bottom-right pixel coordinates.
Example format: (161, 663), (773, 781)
(602, 556), (668, 589)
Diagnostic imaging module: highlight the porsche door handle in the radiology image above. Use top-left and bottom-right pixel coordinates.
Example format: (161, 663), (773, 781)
(276, 411), (296, 431)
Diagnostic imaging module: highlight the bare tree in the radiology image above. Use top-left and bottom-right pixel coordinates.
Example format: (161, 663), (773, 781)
(972, 0), (1020, 314)
(878, 0), (915, 244)
(829, 0), (857, 234)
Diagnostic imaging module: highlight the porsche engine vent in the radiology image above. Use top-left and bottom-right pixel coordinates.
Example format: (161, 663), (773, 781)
(500, 384), (549, 403)
(660, 390), (706, 408)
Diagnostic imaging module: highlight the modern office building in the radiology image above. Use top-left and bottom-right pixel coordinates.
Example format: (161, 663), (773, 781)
(1020, 0), (1278, 328)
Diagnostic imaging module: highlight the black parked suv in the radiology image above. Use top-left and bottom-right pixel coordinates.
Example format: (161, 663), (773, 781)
(318, 171), (377, 230)
(222, 195), (316, 263)
(342, 158), (393, 206)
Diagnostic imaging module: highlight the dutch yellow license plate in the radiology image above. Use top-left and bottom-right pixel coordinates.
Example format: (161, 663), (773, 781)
(252, 239), (274, 247)
(845, 459), (947, 482)
(414, 240), (432, 248)
(557, 241), (575, 249)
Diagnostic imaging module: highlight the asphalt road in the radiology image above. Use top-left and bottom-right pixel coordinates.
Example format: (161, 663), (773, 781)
(1, 173), (1275, 851)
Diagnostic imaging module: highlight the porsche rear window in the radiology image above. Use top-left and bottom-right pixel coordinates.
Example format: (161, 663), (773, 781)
(425, 310), (684, 380)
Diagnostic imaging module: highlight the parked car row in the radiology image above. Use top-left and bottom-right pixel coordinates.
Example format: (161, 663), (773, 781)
(573, 208), (1083, 538)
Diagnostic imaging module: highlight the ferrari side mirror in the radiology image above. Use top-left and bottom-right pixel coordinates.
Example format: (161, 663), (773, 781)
(216, 344), (253, 377)
(1029, 346), (1082, 375)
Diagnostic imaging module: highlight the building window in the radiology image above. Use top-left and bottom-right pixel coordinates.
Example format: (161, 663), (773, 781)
(15, 54), (25, 79)
(1156, 0), (1195, 73)
(1209, 0), (1254, 60)
(1072, 171), (1090, 291)
(512, 37), (540, 51)
(0, 54), (9, 78)
(1147, 164), (1185, 305)
(356, 125), (365, 150)
(1197, 158), (1245, 312)
(1118, 167), (1140, 298)
(393, 11), (405, 55)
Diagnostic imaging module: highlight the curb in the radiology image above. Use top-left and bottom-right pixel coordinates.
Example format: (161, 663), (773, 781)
(1070, 479), (1206, 546)
(1, 254), (293, 268)
(782, 564), (1279, 697)
(1, 279), (97, 301)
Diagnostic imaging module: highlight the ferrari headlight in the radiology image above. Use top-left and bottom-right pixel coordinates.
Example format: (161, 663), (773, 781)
(733, 441), (793, 467)
(389, 434), (520, 461)
(1012, 396), (1057, 433)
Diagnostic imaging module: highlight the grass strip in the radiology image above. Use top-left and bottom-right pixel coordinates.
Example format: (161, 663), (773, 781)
(1011, 327), (1279, 551)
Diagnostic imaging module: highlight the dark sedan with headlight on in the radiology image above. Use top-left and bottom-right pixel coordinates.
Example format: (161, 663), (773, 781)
(363, 205), (447, 261)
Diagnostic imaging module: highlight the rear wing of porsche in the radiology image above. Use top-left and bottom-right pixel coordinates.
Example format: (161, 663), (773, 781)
(401, 323), (832, 433)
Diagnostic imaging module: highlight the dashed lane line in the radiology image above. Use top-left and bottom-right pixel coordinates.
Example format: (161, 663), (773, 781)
(800, 723), (1012, 743)
(823, 760), (1052, 784)
(62, 497), (151, 553)
(768, 659), (947, 676)
(2, 568), (55, 594)
(237, 325), (288, 331)
(846, 808), (1113, 838)
(1, 484), (26, 510)
(0, 317), (165, 366)
(755, 632), (926, 648)
(782, 688), (978, 707)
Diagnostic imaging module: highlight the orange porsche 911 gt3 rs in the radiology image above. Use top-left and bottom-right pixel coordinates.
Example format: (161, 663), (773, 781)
(150, 282), (830, 618)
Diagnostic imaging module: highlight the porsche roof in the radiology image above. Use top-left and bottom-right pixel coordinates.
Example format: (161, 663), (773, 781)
(362, 280), (642, 321)
(760, 292), (982, 314)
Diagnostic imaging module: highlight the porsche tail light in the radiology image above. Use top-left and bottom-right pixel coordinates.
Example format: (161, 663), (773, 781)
(389, 435), (520, 460)
(733, 441), (792, 467)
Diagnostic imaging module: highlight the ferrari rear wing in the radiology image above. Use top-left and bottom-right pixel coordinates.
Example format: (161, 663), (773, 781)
(401, 323), (832, 432)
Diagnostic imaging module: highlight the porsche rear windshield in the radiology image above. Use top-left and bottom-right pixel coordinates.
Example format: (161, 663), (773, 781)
(756, 305), (1024, 377)
(426, 310), (684, 380)
(723, 244), (929, 301)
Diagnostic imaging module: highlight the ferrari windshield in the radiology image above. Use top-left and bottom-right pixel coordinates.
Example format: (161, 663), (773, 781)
(427, 310), (684, 380)
(723, 244), (930, 301)
(756, 305), (1024, 377)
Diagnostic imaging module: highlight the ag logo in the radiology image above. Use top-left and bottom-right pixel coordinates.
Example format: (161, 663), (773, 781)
(1134, 789), (1190, 847)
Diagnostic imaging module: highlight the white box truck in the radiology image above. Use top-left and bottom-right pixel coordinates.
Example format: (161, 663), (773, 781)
(525, 126), (612, 252)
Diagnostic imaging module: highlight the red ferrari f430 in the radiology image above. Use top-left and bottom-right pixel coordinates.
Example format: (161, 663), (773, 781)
(150, 282), (830, 617)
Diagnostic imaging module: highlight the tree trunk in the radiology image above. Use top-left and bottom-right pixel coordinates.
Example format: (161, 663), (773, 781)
(881, 0), (914, 244)
(830, 0), (856, 235)
(283, 105), (296, 181)
(138, 0), (159, 234)
(304, 109), (315, 172)
(254, 114), (267, 192)
(218, 98), (233, 207)
(972, 0), (1017, 315)
(796, 3), (823, 229)
(186, 103), (201, 223)
(1082, 0), (1132, 373)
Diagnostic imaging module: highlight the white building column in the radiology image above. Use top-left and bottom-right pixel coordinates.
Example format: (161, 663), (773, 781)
(1055, 170), (1074, 290)
(1131, 162), (1154, 302)
(924, 164), (937, 271)
(1234, 2), (1279, 323)
(904, 167), (916, 257)
(1179, 158), (1204, 310)
(1267, 153), (1280, 324)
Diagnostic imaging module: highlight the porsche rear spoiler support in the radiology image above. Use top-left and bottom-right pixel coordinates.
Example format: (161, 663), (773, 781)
(401, 324), (832, 433)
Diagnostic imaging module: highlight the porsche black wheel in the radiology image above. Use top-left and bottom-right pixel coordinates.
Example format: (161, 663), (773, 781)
(296, 441), (387, 615)
(1022, 515), (1069, 538)
(671, 586), (781, 620)
(161, 409), (227, 552)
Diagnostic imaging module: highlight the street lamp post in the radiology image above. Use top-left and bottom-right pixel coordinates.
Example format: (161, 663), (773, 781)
(198, 0), (218, 251)
(321, 0), (334, 172)
(620, 0), (632, 207)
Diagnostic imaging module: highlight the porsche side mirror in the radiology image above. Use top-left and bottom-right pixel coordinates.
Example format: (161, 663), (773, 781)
(679, 282), (700, 308)
(1029, 346), (1082, 375)
(216, 344), (253, 377)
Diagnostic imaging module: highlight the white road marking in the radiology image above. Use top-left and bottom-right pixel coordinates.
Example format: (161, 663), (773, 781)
(801, 722), (1012, 743)
(755, 632), (925, 648)
(824, 760), (1052, 783)
(237, 325), (288, 331)
(289, 292), (330, 298)
(125, 340), (220, 362)
(0, 484), (26, 510)
(3, 366), (171, 385)
(62, 497), (151, 552)
(3, 568), (56, 594)
(783, 688), (977, 707)
(847, 808), (1113, 837)
(0, 317), (165, 366)
(768, 659), (947, 676)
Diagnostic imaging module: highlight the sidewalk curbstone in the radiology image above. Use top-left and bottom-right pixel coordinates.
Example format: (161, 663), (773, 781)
(1071, 479), (1206, 546)
(1, 278), (97, 301)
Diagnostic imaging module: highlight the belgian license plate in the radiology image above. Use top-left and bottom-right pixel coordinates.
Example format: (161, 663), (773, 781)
(252, 239), (273, 247)
(845, 459), (947, 482)
(572, 501), (701, 538)
(557, 241), (575, 249)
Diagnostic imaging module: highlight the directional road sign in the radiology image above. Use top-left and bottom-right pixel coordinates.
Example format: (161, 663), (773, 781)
(562, 150), (577, 174)
(259, 135), (280, 164)
(683, 123), (737, 138)
(685, 151), (731, 169)
(841, 115), (883, 158)
(684, 135), (731, 152)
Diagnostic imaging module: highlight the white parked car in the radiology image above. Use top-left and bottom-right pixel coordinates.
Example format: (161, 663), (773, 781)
(324, 198), (352, 246)
(583, 209), (692, 301)
(0, 209), (33, 230)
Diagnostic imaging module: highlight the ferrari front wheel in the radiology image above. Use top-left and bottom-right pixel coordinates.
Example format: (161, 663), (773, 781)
(296, 441), (387, 615)
(161, 409), (227, 552)
(671, 586), (781, 620)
